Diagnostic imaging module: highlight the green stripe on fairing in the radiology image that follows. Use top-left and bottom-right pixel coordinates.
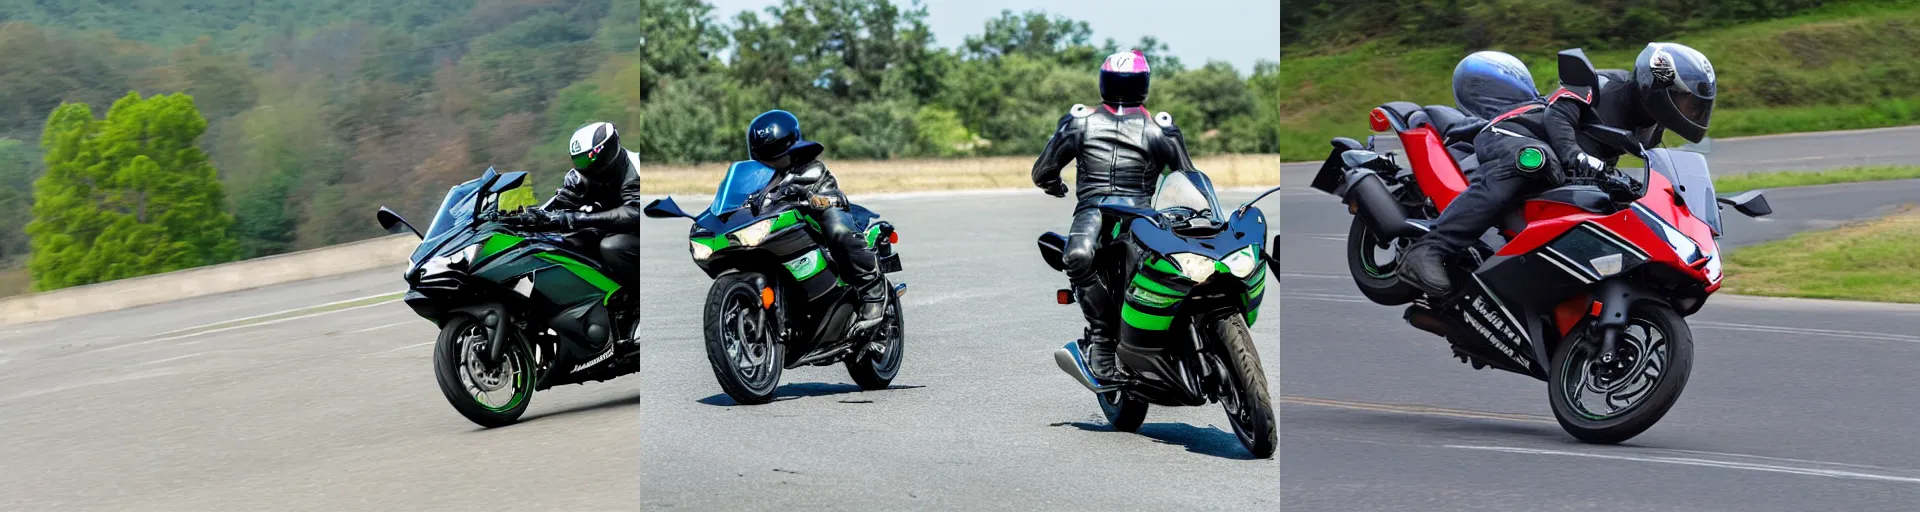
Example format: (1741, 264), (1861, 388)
(1131, 274), (1181, 296)
(785, 249), (826, 280)
(1122, 303), (1174, 331)
(1245, 309), (1259, 326)
(1249, 279), (1266, 297)
(864, 225), (882, 247)
(769, 210), (802, 231)
(1127, 285), (1181, 308)
(1146, 256), (1179, 275)
(480, 233), (525, 258)
(534, 252), (621, 304)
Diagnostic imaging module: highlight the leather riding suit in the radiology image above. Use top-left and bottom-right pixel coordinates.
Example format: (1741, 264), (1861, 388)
(542, 149), (643, 284)
(1032, 103), (1197, 343)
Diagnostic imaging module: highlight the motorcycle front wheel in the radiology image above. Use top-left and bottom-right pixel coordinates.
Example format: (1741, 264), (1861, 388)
(1209, 314), (1277, 459)
(1548, 303), (1694, 444)
(433, 315), (534, 428)
(704, 272), (786, 405)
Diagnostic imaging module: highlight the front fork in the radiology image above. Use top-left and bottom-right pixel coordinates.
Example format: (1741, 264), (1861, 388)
(1591, 279), (1636, 363)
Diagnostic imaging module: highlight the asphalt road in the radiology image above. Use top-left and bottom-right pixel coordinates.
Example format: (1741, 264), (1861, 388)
(1278, 125), (1920, 510)
(0, 269), (641, 511)
(638, 191), (1281, 510)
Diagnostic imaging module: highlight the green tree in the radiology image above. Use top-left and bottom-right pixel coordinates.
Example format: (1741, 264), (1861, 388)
(26, 93), (239, 290)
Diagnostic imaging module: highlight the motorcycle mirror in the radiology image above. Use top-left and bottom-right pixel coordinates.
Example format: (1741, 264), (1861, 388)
(1557, 48), (1599, 89)
(643, 197), (690, 219)
(377, 206), (422, 239)
(490, 171), (527, 193)
(1267, 234), (1281, 278)
(1584, 124), (1644, 156)
(472, 172), (502, 219)
(1237, 185), (1284, 215)
(1716, 190), (1773, 217)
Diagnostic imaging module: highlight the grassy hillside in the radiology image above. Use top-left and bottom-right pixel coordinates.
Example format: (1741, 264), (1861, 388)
(1280, 1), (1920, 161)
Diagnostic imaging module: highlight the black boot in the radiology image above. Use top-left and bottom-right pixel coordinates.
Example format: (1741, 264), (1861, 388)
(1399, 240), (1455, 296)
(848, 276), (888, 333)
(1084, 328), (1126, 383)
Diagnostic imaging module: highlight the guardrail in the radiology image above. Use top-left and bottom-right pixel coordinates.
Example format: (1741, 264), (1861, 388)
(0, 234), (418, 325)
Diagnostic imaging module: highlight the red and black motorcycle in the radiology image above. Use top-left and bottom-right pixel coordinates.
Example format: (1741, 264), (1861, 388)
(1309, 97), (1773, 444)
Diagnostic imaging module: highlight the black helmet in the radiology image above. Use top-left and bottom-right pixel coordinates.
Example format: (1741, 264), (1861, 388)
(568, 122), (623, 173)
(1098, 49), (1151, 106)
(1633, 42), (1716, 144)
(746, 109), (822, 169)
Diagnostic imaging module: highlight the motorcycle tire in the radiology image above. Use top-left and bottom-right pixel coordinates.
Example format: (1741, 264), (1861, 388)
(1210, 314), (1277, 459)
(846, 282), (904, 390)
(704, 272), (786, 405)
(1347, 217), (1420, 306)
(1548, 303), (1694, 445)
(433, 315), (535, 428)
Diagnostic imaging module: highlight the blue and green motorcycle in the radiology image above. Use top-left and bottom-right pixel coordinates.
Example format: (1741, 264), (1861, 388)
(377, 168), (637, 427)
(1038, 170), (1281, 458)
(644, 160), (906, 405)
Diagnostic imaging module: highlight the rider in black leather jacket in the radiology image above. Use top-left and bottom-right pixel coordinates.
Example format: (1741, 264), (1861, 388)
(749, 110), (887, 331)
(1400, 43), (1717, 296)
(1032, 50), (1198, 383)
(503, 121), (641, 284)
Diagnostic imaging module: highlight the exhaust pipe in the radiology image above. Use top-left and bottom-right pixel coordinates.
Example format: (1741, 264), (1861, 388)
(1053, 342), (1121, 393)
(1343, 172), (1412, 239)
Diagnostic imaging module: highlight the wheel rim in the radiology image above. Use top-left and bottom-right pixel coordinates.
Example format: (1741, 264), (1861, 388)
(456, 324), (526, 412)
(866, 296), (904, 375)
(722, 286), (779, 391)
(1360, 227), (1402, 278)
(1560, 318), (1670, 421)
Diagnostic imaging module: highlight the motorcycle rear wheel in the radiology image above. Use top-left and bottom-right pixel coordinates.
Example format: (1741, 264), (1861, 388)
(1346, 217), (1419, 306)
(704, 272), (786, 405)
(1548, 303), (1693, 444)
(846, 282), (905, 390)
(433, 315), (534, 428)
(1209, 314), (1276, 458)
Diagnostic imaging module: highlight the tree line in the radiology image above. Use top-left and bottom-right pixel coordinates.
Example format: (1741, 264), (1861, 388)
(1282, 0), (1854, 52)
(0, 0), (636, 291)
(636, 0), (1281, 165)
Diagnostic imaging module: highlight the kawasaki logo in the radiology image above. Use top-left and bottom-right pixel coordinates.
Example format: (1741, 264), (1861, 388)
(572, 343), (614, 373)
(1467, 296), (1530, 369)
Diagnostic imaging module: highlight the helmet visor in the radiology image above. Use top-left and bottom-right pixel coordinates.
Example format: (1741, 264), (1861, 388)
(572, 146), (602, 170)
(1667, 87), (1712, 129)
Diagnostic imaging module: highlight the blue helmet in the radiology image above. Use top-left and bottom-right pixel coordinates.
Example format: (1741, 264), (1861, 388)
(747, 110), (823, 167)
(1452, 51), (1542, 119)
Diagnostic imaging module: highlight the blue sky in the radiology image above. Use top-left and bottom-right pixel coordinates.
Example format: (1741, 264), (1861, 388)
(702, 0), (1280, 75)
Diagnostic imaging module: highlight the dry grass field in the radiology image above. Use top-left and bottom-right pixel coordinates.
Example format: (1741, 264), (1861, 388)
(640, 154), (1282, 195)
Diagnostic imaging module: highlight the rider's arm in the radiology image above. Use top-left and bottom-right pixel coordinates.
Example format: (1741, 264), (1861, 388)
(1152, 111), (1198, 172)
(541, 169), (589, 211)
(1031, 109), (1084, 187)
(1543, 98), (1607, 175)
(568, 154), (643, 231)
(798, 161), (849, 210)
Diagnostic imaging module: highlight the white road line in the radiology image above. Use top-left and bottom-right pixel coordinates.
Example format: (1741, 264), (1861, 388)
(100, 300), (402, 352)
(1445, 445), (1920, 485)
(378, 341), (435, 353)
(1691, 321), (1920, 344)
(137, 352), (215, 366)
(1280, 272), (1348, 279)
(350, 321), (412, 334)
(1285, 292), (1374, 304)
(147, 291), (405, 338)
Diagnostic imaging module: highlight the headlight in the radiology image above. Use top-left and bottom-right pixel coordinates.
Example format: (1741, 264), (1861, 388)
(690, 240), (715, 260)
(1658, 222), (1701, 262)
(1222, 245), (1260, 278)
(1169, 253), (1218, 283)
(1703, 252), (1722, 282)
(732, 218), (776, 246)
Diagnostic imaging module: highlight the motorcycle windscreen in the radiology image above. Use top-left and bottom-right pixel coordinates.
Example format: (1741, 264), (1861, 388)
(412, 178), (487, 263)
(1647, 149), (1722, 236)
(708, 160), (776, 216)
(1153, 170), (1225, 224)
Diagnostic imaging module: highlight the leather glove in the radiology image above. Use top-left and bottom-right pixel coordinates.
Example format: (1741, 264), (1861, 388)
(1569, 151), (1608, 178)
(505, 207), (574, 231)
(1040, 180), (1068, 198)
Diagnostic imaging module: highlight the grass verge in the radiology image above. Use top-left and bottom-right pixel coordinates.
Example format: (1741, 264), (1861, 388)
(641, 154), (1281, 195)
(1723, 206), (1920, 303)
(1714, 165), (1920, 193)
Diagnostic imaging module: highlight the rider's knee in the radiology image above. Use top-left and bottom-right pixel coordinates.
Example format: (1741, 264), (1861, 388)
(1063, 241), (1096, 273)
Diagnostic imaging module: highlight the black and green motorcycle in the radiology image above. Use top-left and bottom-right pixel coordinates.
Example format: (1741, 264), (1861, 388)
(644, 160), (906, 405)
(376, 168), (637, 427)
(1038, 170), (1282, 458)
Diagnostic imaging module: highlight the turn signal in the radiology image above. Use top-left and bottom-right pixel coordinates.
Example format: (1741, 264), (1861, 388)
(1056, 289), (1074, 304)
(888, 231), (899, 244)
(1369, 108), (1391, 132)
(1589, 301), (1603, 316)
(761, 287), (775, 309)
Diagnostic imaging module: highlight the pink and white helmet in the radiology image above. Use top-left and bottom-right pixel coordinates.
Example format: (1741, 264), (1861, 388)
(1099, 50), (1151, 106)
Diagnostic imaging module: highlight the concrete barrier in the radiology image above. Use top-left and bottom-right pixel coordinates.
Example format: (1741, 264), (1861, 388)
(0, 234), (419, 325)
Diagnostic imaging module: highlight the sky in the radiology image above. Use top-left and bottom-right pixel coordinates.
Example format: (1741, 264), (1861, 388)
(702, 0), (1281, 75)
